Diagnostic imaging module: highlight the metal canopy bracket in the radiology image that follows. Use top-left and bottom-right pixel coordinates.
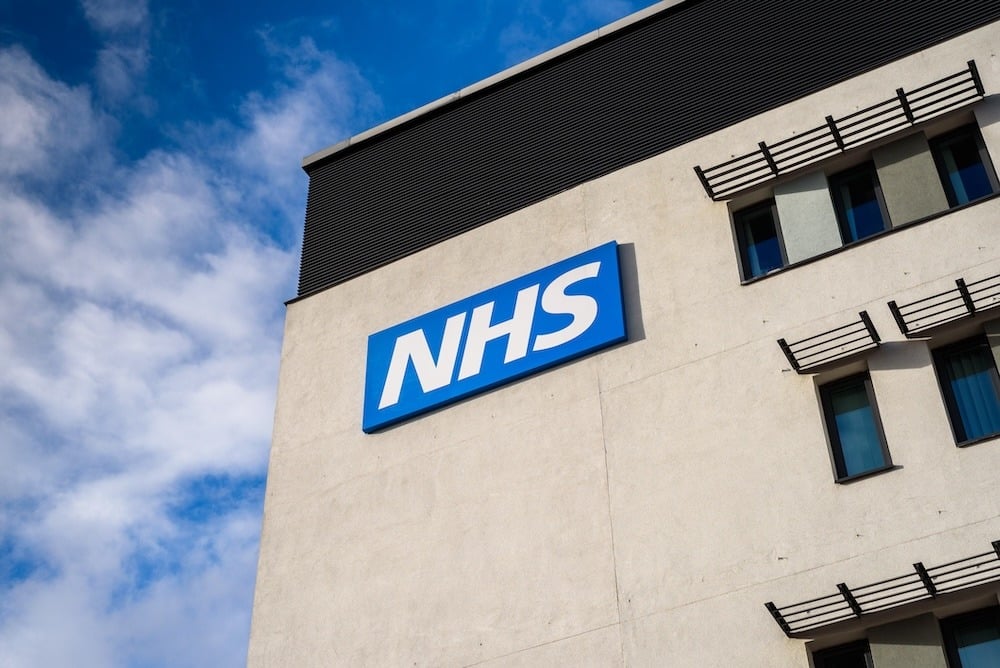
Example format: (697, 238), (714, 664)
(695, 61), (985, 200)
(888, 271), (1000, 338)
(765, 540), (1000, 638)
(778, 311), (880, 374)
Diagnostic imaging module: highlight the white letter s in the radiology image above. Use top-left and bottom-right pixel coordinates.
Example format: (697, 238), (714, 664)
(532, 261), (600, 352)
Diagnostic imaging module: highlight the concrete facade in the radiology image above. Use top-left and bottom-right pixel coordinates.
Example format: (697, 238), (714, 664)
(249, 13), (1000, 668)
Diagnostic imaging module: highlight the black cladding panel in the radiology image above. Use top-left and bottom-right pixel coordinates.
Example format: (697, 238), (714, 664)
(297, 0), (1000, 298)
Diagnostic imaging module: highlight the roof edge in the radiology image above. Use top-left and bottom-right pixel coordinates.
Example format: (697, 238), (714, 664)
(301, 0), (688, 169)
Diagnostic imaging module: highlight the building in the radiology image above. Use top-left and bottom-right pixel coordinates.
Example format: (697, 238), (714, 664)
(248, 1), (1000, 665)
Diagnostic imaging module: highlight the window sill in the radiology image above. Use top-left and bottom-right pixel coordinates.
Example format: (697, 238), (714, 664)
(739, 191), (1000, 286)
(956, 431), (1000, 448)
(835, 464), (899, 484)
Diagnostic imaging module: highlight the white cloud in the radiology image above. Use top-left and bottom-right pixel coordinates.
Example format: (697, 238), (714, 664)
(96, 44), (150, 100)
(0, 48), (105, 180)
(236, 36), (380, 219)
(81, 0), (149, 33)
(80, 0), (151, 102)
(0, 32), (373, 667)
(0, 575), (117, 667)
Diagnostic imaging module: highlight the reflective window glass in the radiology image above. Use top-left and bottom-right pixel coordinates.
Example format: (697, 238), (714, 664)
(821, 373), (891, 480)
(830, 163), (888, 242)
(735, 201), (784, 279)
(931, 126), (998, 206)
(814, 640), (874, 668)
(934, 335), (1000, 444)
(943, 607), (1000, 668)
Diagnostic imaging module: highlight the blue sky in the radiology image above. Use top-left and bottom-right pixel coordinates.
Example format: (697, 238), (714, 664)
(0, 1), (651, 665)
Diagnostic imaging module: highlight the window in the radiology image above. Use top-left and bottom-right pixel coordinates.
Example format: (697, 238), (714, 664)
(930, 125), (999, 207)
(933, 335), (1000, 444)
(813, 640), (873, 668)
(941, 606), (1000, 668)
(734, 200), (785, 279)
(820, 372), (891, 481)
(730, 122), (997, 283)
(829, 162), (890, 243)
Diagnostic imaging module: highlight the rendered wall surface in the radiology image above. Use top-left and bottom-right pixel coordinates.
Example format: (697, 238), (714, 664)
(249, 21), (1000, 668)
(869, 614), (948, 668)
(773, 171), (842, 264)
(873, 133), (949, 226)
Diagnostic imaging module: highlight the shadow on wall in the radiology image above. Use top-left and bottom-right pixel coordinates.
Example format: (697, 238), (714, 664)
(618, 242), (646, 343)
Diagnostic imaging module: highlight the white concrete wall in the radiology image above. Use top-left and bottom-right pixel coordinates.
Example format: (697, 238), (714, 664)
(249, 22), (1000, 667)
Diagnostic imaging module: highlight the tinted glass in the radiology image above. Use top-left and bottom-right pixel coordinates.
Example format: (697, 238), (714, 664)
(954, 621), (1000, 668)
(821, 651), (871, 668)
(935, 131), (995, 206)
(833, 166), (886, 242)
(936, 338), (1000, 442)
(815, 642), (872, 668)
(737, 204), (783, 278)
(828, 378), (886, 478)
(944, 608), (1000, 668)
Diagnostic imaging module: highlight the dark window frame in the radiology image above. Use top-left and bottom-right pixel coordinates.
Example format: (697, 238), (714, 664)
(929, 124), (1000, 207)
(820, 372), (893, 483)
(733, 121), (998, 287)
(828, 161), (892, 244)
(940, 605), (1000, 668)
(932, 334), (1000, 446)
(812, 639), (874, 668)
(732, 199), (787, 281)
(737, 190), (1000, 287)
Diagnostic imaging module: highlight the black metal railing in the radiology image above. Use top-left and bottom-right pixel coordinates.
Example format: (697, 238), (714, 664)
(695, 61), (985, 200)
(888, 271), (1000, 338)
(766, 540), (1000, 638)
(778, 312), (880, 373)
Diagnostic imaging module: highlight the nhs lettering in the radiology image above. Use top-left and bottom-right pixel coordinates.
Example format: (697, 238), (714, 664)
(362, 241), (627, 432)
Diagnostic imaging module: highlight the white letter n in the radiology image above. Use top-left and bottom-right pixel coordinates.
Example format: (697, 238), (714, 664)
(378, 313), (467, 409)
(457, 285), (539, 381)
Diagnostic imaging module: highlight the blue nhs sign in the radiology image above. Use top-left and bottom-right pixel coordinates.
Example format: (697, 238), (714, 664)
(363, 241), (627, 432)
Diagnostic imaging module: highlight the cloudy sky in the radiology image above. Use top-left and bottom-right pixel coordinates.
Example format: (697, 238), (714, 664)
(0, 1), (653, 666)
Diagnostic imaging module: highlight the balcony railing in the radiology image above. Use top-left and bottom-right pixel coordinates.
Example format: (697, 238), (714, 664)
(888, 271), (1000, 338)
(766, 540), (1000, 638)
(695, 61), (985, 200)
(778, 311), (880, 374)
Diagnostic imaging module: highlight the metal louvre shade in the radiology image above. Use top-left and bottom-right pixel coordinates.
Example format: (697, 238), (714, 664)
(778, 312), (881, 374)
(889, 271), (1000, 338)
(296, 0), (1000, 299)
(766, 541), (1000, 638)
(696, 63), (986, 199)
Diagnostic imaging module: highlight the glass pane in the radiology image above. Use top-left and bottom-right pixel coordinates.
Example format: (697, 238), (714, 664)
(739, 206), (783, 278)
(939, 133), (993, 205)
(837, 171), (885, 242)
(942, 342), (1000, 442)
(820, 650), (871, 668)
(830, 380), (885, 477)
(953, 615), (1000, 667)
(816, 643), (872, 668)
